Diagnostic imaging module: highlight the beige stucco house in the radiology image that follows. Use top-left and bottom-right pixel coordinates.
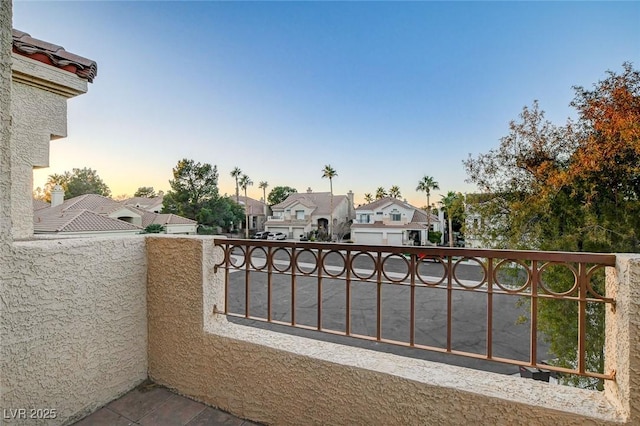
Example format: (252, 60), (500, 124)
(265, 188), (355, 239)
(34, 188), (197, 236)
(238, 195), (270, 233)
(351, 197), (442, 246)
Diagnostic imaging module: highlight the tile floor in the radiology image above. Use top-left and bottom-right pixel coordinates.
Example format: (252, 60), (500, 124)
(74, 382), (261, 426)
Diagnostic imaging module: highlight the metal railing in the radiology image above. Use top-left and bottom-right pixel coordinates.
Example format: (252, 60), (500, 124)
(214, 239), (616, 380)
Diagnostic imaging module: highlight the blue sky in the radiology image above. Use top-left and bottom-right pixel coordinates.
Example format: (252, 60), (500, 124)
(13, 1), (640, 207)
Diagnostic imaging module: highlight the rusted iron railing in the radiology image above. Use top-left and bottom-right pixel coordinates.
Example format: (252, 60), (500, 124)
(214, 239), (616, 380)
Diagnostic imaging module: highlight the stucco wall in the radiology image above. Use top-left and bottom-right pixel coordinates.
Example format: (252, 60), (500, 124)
(0, 236), (148, 425)
(605, 255), (640, 421)
(147, 236), (629, 426)
(0, 0), (12, 244)
(9, 55), (87, 240)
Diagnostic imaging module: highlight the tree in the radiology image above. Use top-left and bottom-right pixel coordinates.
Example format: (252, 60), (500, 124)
(416, 175), (440, 241)
(267, 186), (297, 206)
(364, 193), (373, 204)
(143, 224), (164, 234)
(197, 196), (244, 232)
(134, 186), (156, 198)
(463, 63), (640, 389)
(440, 191), (464, 247)
(45, 167), (111, 201)
(375, 187), (387, 200)
(162, 159), (219, 220)
(389, 185), (401, 199)
(231, 166), (242, 205)
(322, 165), (337, 239)
(239, 174), (253, 238)
(258, 181), (268, 203)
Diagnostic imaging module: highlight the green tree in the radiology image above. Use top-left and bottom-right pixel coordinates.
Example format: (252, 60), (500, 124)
(143, 224), (165, 234)
(45, 167), (111, 201)
(364, 193), (373, 204)
(162, 159), (219, 220)
(322, 165), (337, 239)
(231, 167), (242, 205)
(239, 174), (253, 238)
(258, 181), (268, 204)
(463, 63), (640, 389)
(197, 196), (244, 232)
(268, 186), (297, 206)
(440, 191), (465, 247)
(134, 186), (157, 198)
(375, 187), (387, 199)
(389, 185), (401, 199)
(416, 175), (439, 241)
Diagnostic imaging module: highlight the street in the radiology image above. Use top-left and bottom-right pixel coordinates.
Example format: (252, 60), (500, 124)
(225, 249), (551, 375)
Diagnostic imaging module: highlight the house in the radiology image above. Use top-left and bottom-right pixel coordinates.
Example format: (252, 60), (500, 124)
(124, 195), (164, 213)
(351, 197), (442, 246)
(237, 195), (270, 233)
(265, 188), (355, 239)
(33, 186), (197, 236)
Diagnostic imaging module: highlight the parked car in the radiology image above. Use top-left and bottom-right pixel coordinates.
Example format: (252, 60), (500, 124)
(253, 231), (269, 239)
(267, 232), (287, 240)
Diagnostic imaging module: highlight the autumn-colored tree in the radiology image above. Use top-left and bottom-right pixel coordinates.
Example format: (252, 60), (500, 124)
(464, 63), (640, 389)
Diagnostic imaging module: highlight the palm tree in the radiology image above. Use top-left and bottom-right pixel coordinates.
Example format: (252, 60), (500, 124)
(258, 181), (268, 221)
(230, 167), (242, 205)
(364, 193), (373, 204)
(239, 174), (253, 238)
(389, 185), (401, 199)
(416, 175), (440, 242)
(440, 191), (461, 247)
(321, 165), (337, 239)
(375, 187), (387, 200)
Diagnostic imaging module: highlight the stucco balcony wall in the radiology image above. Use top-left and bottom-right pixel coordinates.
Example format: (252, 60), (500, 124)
(147, 235), (639, 425)
(0, 236), (148, 425)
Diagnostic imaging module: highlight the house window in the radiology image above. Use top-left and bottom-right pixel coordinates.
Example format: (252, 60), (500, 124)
(391, 213), (401, 221)
(376, 212), (383, 216)
(296, 210), (304, 220)
(358, 214), (371, 223)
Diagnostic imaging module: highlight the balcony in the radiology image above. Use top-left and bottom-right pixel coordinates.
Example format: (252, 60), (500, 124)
(4, 235), (640, 425)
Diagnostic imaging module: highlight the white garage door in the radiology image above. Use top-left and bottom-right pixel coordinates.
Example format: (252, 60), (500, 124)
(293, 227), (305, 239)
(267, 227), (289, 236)
(387, 233), (403, 246)
(354, 231), (383, 245)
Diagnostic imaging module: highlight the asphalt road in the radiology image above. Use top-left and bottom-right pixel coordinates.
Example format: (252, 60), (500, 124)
(226, 249), (551, 376)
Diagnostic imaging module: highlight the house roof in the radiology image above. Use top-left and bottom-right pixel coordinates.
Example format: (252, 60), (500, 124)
(12, 29), (98, 82)
(356, 197), (438, 223)
(272, 192), (347, 215)
(141, 212), (197, 228)
(238, 196), (267, 215)
(33, 199), (50, 211)
(123, 196), (164, 212)
(60, 194), (131, 216)
(34, 209), (140, 233)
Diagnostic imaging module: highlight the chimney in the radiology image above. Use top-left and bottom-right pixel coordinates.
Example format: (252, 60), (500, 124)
(307, 187), (313, 193)
(347, 190), (355, 219)
(51, 185), (64, 207)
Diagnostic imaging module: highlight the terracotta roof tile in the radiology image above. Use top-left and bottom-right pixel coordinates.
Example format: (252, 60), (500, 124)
(34, 209), (140, 233)
(12, 29), (98, 82)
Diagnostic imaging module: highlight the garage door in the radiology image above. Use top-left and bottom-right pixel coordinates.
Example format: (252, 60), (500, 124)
(267, 227), (288, 236)
(387, 233), (403, 246)
(354, 231), (383, 245)
(293, 227), (305, 239)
